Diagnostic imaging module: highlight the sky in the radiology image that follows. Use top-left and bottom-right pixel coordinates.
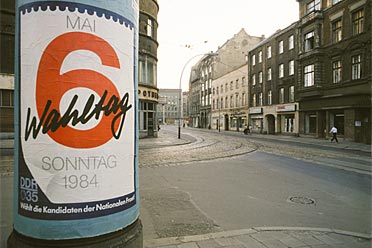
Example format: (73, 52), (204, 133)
(156, 0), (299, 91)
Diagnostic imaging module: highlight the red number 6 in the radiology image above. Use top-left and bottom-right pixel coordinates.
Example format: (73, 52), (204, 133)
(36, 32), (121, 148)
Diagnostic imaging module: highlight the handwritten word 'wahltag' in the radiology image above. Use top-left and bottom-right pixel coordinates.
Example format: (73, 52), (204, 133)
(25, 90), (132, 146)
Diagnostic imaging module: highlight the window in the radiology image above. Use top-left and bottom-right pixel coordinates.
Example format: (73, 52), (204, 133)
(279, 64), (284, 78)
(258, 71), (263, 83)
(289, 86), (295, 102)
(289, 60), (295, 76)
(306, 0), (320, 14)
(230, 81), (233, 90)
(252, 54), (256, 66)
(220, 84), (223, 93)
(221, 98), (224, 109)
(279, 40), (284, 54)
(279, 88), (285, 104)
(235, 94), (239, 107)
(0, 89), (14, 107)
(225, 97), (228, 108)
(267, 68), (272, 81)
(304, 31), (315, 51)
(252, 74), (256, 85)
(304, 64), (315, 87)
(242, 93), (246, 106)
(252, 94), (257, 107)
(351, 55), (361, 80)
(139, 56), (157, 86)
(289, 35), (294, 50)
(236, 79), (239, 89)
(267, 46), (272, 58)
(332, 19), (342, 43)
(258, 51), (262, 63)
(242, 77), (246, 87)
(352, 9), (364, 35)
(332, 60), (342, 83)
(146, 18), (153, 37)
(259, 92), (263, 106)
(230, 95), (234, 107)
(268, 90), (272, 105)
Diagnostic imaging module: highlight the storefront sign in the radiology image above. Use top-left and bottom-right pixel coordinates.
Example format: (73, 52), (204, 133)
(138, 86), (159, 101)
(15, 0), (138, 240)
(249, 107), (263, 114)
(276, 104), (296, 112)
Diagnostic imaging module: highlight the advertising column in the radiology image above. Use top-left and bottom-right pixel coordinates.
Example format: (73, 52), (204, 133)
(10, 0), (140, 245)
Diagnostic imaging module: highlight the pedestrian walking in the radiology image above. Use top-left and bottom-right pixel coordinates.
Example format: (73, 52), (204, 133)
(329, 126), (338, 143)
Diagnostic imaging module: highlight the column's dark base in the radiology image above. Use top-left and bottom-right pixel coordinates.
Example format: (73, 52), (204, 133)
(7, 218), (142, 248)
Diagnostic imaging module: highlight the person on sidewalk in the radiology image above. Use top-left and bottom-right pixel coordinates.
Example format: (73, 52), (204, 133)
(329, 126), (338, 143)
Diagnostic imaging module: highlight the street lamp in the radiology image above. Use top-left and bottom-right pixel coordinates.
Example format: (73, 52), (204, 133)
(178, 51), (218, 139)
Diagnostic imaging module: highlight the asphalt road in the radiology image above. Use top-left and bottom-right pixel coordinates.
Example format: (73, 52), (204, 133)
(139, 127), (372, 240)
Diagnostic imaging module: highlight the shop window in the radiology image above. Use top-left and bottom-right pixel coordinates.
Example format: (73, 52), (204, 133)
(306, 114), (317, 134)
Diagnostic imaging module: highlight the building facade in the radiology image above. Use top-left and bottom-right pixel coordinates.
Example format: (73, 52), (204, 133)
(156, 88), (181, 125)
(0, 0), (15, 132)
(138, 0), (159, 138)
(248, 23), (299, 135)
(189, 65), (202, 127)
(211, 65), (248, 131)
(190, 29), (264, 130)
(296, 0), (371, 144)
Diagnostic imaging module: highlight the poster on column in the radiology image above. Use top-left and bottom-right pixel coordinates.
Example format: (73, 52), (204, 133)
(18, 1), (136, 220)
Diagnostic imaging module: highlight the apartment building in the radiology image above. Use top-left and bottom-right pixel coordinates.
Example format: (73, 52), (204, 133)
(211, 65), (248, 131)
(296, 0), (371, 143)
(248, 22), (299, 135)
(138, 0), (159, 138)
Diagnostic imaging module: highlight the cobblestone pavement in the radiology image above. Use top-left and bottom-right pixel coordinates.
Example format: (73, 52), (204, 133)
(144, 228), (371, 248)
(139, 126), (371, 175)
(139, 128), (258, 168)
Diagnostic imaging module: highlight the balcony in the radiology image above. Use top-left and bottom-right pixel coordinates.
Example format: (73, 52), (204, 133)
(300, 11), (323, 26)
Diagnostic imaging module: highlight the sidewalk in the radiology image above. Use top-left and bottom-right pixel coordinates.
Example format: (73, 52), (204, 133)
(144, 227), (371, 248)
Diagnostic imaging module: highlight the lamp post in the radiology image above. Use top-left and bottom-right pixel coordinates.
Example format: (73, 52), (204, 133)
(178, 52), (218, 139)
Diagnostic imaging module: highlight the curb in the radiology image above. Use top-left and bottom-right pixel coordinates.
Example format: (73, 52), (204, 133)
(143, 227), (372, 247)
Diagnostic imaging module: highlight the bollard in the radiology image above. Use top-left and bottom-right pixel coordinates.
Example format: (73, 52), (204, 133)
(9, 0), (141, 246)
